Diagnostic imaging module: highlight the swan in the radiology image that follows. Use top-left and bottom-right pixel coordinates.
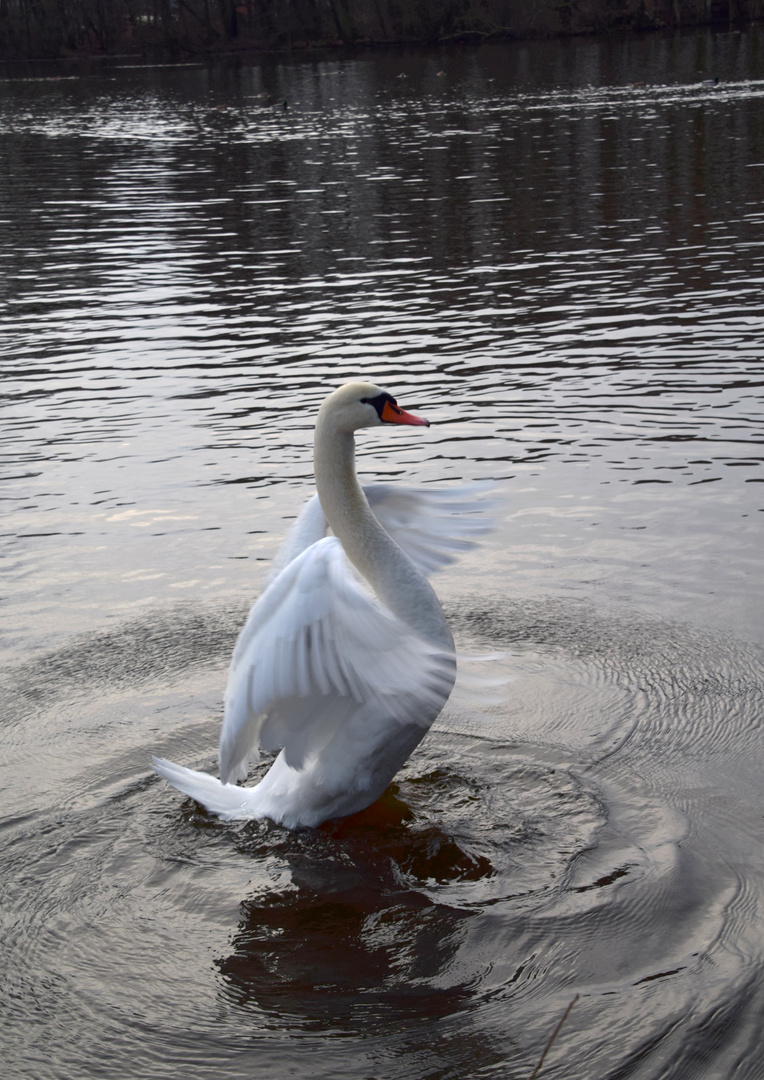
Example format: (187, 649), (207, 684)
(153, 381), (489, 829)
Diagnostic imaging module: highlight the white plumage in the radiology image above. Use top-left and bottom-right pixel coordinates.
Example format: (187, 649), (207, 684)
(153, 382), (491, 828)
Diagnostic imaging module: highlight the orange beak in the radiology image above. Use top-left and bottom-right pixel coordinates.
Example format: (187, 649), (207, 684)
(380, 400), (430, 427)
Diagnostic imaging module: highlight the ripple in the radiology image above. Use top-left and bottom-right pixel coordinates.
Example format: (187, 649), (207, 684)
(1, 592), (762, 1077)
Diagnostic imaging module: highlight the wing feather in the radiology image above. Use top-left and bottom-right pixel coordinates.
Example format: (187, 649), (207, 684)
(364, 482), (494, 575)
(219, 536), (455, 784)
(264, 482), (494, 582)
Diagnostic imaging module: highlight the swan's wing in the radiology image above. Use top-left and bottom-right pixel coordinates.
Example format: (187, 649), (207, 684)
(220, 536), (455, 784)
(266, 493), (328, 583)
(364, 482), (494, 575)
(267, 483), (493, 581)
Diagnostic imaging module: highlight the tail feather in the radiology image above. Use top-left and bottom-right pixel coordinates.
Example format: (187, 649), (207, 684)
(152, 757), (254, 820)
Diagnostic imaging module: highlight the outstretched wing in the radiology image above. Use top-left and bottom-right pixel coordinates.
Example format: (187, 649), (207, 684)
(270, 481), (493, 579)
(220, 536), (455, 784)
(364, 481), (494, 575)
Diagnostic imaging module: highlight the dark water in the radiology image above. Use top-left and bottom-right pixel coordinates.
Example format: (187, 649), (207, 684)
(2, 26), (764, 1080)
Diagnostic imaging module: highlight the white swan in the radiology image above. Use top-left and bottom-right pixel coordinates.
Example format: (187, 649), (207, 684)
(153, 381), (489, 829)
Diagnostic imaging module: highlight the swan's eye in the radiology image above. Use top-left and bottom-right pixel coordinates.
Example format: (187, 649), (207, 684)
(359, 392), (428, 428)
(360, 392), (398, 421)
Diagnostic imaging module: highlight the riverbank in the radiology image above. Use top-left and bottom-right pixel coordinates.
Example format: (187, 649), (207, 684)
(2, 0), (764, 63)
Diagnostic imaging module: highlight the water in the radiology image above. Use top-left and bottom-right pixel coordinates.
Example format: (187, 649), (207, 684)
(1, 26), (764, 1079)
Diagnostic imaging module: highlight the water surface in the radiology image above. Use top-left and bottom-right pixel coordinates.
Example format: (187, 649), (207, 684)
(1, 27), (764, 1080)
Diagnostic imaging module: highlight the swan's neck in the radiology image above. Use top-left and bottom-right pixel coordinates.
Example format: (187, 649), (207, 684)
(313, 420), (452, 650)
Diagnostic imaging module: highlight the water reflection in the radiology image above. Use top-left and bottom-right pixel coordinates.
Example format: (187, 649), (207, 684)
(219, 826), (475, 1030)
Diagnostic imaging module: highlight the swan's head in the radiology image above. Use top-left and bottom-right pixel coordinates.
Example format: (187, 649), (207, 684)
(319, 381), (430, 433)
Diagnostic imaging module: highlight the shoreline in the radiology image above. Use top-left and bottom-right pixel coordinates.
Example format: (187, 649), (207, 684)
(2, 0), (763, 66)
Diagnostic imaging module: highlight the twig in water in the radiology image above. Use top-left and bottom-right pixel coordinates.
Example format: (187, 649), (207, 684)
(529, 994), (580, 1079)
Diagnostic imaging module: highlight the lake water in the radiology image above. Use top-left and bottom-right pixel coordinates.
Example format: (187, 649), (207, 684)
(2, 25), (764, 1080)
